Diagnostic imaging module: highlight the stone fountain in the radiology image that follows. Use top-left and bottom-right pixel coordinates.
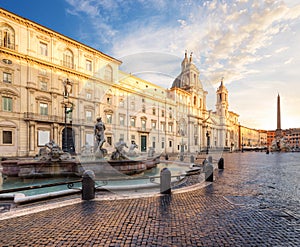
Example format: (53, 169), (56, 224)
(1, 117), (160, 178)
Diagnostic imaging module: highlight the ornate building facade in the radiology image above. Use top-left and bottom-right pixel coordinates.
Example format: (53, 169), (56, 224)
(0, 8), (245, 157)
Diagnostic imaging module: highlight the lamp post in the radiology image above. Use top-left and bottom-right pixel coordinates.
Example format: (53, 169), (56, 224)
(63, 79), (73, 152)
(206, 126), (210, 155)
(242, 134), (244, 153)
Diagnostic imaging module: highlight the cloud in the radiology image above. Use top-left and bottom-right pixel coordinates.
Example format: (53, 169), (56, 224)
(64, 0), (300, 129)
(284, 58), (294, 64)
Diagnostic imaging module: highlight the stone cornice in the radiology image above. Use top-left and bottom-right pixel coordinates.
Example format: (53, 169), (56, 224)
(0, 8), (122, 65)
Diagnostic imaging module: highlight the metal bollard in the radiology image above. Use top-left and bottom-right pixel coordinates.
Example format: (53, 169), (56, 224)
(218, 157), (224, 169)
(82, 170), (95, 200)
(160, 168), (171, 194)
(205, 163), (214, 182)
(190, 155), (195, 164)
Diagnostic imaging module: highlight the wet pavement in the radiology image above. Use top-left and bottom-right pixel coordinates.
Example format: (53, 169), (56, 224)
(0, 152), (299, 246)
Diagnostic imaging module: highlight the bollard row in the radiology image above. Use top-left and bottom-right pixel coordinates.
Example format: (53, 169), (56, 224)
(204, 156), (225, 182)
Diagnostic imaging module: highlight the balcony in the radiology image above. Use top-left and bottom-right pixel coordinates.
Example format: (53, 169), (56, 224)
(61, 60), (76, 70)
(24, 112), (63, 123)
(137, 127), (151, 133)
(23, 112), (88, 126)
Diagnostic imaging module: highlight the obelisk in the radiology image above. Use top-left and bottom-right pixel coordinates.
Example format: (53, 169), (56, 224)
(275, 94), (282, 145)
(277, 94), (281, 130)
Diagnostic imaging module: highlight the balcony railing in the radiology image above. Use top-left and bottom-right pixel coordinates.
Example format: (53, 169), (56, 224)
(61, 60), (76, 69)
(0, 41), (15, 50)
(23, 112), (89, 126)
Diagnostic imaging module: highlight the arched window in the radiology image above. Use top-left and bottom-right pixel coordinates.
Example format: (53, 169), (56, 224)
(104, 65), (113, 82)
(0, 24), (15, 49)
(63, 49), (74, 69)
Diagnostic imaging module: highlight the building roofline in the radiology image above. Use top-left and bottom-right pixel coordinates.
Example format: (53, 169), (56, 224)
(0, 7), (122, 65)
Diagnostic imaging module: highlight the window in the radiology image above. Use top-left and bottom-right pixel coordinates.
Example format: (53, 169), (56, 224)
(131, 135), (135, 140)
(2, 96), (12, 111)
(107, 136), (112, 145)
(107, 97), (112, 104)
(106, 114), (112, 124)
(152, 107), (156, 115)
(40, 81), (48, 91)
(130, 102), (135, 110)
(2, 130), (12, 144)
(119, 99), (124, 108)
(119, 134), (125, 141)
(39, 42), (48, 56)
(130, 117), (136, 127)
(169, 140), (172, 147)
(40, 103), (48, 115)
(119, 115), (125, 126)
(168, 124), (173, 132)
(141, 119), (146, 130)
(152, 137), (156, 148)
(86, 111), (92, 122)
(104, 65), (113, 82)
(142, 105), (146, 113)
(169, 111), (172, 119)
(151, 121), (156, 130)
(161, 137), (165, 149)
(63, 49), (74, 69)
(194, 136), (198, 145)
(86, 92), (92, 100)
(86, 60), (92, 71)
(161, 110), (165, 117)
(0, 25), (15, 49)
(3, 72), (12, 83)
(161, 122), (165, 132)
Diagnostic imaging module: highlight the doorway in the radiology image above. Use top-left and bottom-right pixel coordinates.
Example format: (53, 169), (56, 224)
(141, 135), (147, 152)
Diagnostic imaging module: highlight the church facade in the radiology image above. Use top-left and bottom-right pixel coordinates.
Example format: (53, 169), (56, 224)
(0, 8), (244, 157)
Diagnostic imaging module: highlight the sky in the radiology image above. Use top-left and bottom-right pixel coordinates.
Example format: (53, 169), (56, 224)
(1, 0), (300, 130)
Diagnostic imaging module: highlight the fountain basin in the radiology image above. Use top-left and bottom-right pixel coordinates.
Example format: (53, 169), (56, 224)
(1, 156), (160, 178)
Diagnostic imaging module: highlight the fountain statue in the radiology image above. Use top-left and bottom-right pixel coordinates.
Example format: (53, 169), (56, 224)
(111, 139), (128, 160)
(271, 136), (291, 152)
(94, 117), (107, 158)
(127, 141), (138, 157)
(37, 140), (71, 161)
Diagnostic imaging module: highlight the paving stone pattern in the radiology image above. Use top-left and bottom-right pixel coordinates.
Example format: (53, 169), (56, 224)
(0, 152), (299, 246)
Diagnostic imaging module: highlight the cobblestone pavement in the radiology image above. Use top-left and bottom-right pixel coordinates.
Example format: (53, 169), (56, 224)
(0, 152), (299, 246)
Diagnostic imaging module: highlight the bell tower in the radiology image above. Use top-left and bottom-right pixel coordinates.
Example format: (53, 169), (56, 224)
(216, 78), (229, 121)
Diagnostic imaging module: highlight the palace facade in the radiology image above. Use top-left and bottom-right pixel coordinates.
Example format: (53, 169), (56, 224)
(0, 8), (260, 157)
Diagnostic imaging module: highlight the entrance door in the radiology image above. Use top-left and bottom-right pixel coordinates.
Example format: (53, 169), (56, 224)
(141, 135), (147, 152)
(62, 127), (75, 153)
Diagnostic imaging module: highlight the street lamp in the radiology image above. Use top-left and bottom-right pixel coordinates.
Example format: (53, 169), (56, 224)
(242, 134), (244, 153)
(63, 79), (73, 152)
(206, 126), (210, 155)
